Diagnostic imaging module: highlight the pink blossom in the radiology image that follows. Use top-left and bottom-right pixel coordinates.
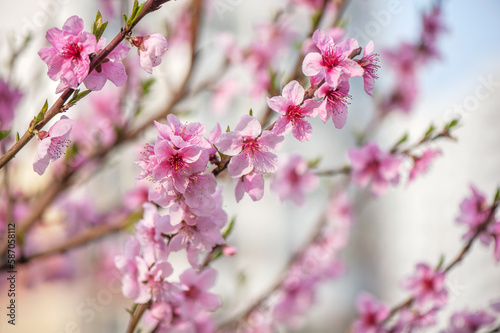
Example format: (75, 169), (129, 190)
(151, 142), (206, 193)
(290, 0), (324, 10)
(215, 115), (284, 178)
(457, 185), (491, 241)
(154, 114), (210, 150)
(0, 79), (23, 131)
(421, 5), (447, 46)
(353, 293), (389, 333)
(83, 39), (130, 91)
(133, 33), (168, 74)
(273, 275), (316, 327)
(348, 143), (402, 195)
(302, 28), (345, 55)
(33, 115), (74, 175)
(135, 258), (174, 303)
(235, 173), (264, 202)
(302, 29), (363, 87)
(401, 263), (447, 310)
(143, 302), (173, 331)
(393, 307), (438, 332)
(314, 76), (351, 128)
(135, 203), (171, 264)
(38, 16), (97, 93)
(380, 79), (419, 114)
(270, 154), (318, 205)
(409, 149), (441, 182)
(356, 41), (379, 97)
(489, 222), (500, 261)
(267, 80), (319, 141)
(178, 268), (221, 319)
(444, 310), (495, 333)
(327, 190), (353, 228)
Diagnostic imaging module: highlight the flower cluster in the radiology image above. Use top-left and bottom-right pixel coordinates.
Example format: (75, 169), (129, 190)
(137, 114), (228, 264)
(38, 15), (169, 93)
(216, 114), (284, 201)
(457, 185), (500, 261)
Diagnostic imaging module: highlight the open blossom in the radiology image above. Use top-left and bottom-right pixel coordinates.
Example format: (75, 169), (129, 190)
(314, 76), (351, 128)
(356, 41), (379, 97)
(409, 149), (441, 182)
(215, 115), (284, 178)
(444, 310), (496, 333)
(133, 33), (168, 74)
(135, 203), (171, 264)
(33, 115), (74, 175)
(353, 293), (389, 333)
(267, 80), (319, 141)
(271, 154), (318, 205)
(38, 16), (97, 93)
(0, 79), (23, 131)
(235, 172), (264, 202)
(457, 185), (491, 241)
(302, 29), (363, 87)
(348, 143), (402, 195)
(401, 263), (447, 309)
(150, 141), (206, 193)
(83, 39), (130, 91)
(178, 268), (221, 319)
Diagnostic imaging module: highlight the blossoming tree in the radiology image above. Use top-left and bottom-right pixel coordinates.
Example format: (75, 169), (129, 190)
(0, 0), (499, 332)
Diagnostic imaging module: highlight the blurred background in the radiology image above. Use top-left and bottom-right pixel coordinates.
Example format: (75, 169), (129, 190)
(1, 0), (500, 332)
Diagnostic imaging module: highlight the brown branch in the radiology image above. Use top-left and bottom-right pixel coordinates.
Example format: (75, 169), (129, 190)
(381, 197), (500, 325)
(0, 210), (140, 270)
(126, 301), (151, 333)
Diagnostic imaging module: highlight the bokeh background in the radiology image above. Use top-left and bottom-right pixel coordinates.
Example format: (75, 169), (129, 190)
(1, 0), (500, 332)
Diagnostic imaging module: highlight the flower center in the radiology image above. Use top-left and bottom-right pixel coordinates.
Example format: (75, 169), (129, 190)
(286, 105), (304, 123)
(168, 154), (187, 172)
(61, 43), (83, 60)
(321, 46), (342, 69)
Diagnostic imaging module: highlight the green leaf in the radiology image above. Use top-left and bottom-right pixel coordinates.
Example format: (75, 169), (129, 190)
(226, 125), (230, 133)
(0, 130), (10, 141)
(16, 132), (20, 142)
(122, 14), (128, 26)
(494, 187), (500, 202)
(40, 99), (48, 115)
(222, 217), (236, 238)
(248, 108), (253, 117)
(446, 118), (460, 130)
(394, 132), (408, 148)
(141, 78), (156, 95)
(68, 90), (92, 107)
(436, 255), (445, 270)
(424, 124), (435, 138)
(92, 11), (108, 42)
(308, 157), (322, 168)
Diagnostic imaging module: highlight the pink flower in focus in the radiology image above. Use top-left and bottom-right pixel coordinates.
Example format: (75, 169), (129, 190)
(314, 76), (351, 128)
(401, 263), (447, 310)
(178, 268), (221, 319)
(302, 28), (345, 55)
(133, 33), (168, 74)
(270, 154), (318, 205)
(356, 41), (379, 97)
(215, 115), (284, 178)
(151, 142), (205, 193)
(83, 39), (130, 91)
(267, 80), (319, 142)
(235, 173), (264, 202)
(155, 114), (210, 150)
(302, 29), (363, 87)
(409, 149), (441, 182)
(444, 310), (495, 333)
(135, 203), (171, 264)
(353, 293), (389, 333)
(38, 16), (97, 93)
(348, 143), (402, 195)
(457, 185), (491, 241)
(0, 79), (23, 131)
(33, 115), (74, 175)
